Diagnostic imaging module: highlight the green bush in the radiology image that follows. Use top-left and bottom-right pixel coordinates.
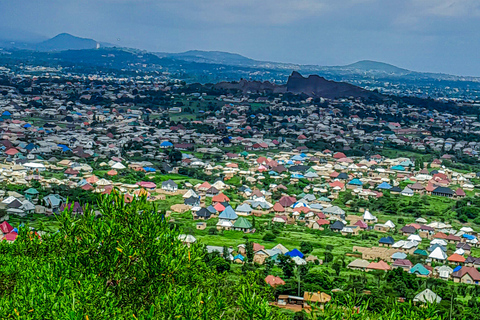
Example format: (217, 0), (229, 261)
(0, 193), (284, 319)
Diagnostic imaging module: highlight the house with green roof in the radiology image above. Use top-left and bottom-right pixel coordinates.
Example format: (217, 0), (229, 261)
(414, 249), (428, 256)
(233, 217), (253, 232)
(410, 263), (430, 277)
(24, 188), (39, 200)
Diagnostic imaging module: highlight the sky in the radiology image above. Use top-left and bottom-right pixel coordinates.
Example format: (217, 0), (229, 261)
(0, 0), (480, 76)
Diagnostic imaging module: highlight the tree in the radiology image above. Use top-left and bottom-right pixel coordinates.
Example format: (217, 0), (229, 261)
(223, 246), (230, 262)
(332, 261), (342, 276)
(168, 148), (182, 163)
(324, 252), (333, 264)
(262, 232), (276, 242)
(245, 238), (254, 263)
(278, 254), (295, 278)
(300, 241), (313, 255)
(0, 193), (286, 319)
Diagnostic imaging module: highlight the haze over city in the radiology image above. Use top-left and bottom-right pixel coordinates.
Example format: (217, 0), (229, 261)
(1, 0), (480, 76)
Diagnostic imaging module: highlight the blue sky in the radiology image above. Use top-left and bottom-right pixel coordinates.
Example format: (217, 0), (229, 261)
(1, 0), (479, 76)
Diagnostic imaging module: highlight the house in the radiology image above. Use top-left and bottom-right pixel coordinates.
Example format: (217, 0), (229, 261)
(363, 210), (377, 223)
(366, 260), (390, 271)
(435, 266), (453, 280)
(410, 263), (431, 277)
(392, 259), (413, 271)
(379, 236), (395, 247)
(218, 206), (238, 221)
(265, 275), (285, 288)
(194, 208), (212, 220)
(286, 248), (304, 259)
(447, 253), (466, 265)
(303, 292), (331, 310)
(432, 186), (455, 197)
(184, 196), (200, 207)
(429, 247), (447, 262)
(400, 225), (416, 236)
(413, 289), (441, 304)
(236, 203), (253, 216)
(452, 267), (480, 285)
(347, 259), (370, 270)
(233, 217), (253, 232)
(330, 221), (345, 232)
(162, 179), (178, 192)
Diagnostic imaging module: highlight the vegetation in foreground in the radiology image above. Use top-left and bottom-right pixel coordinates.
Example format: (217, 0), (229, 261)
(0, 193), (447, 319)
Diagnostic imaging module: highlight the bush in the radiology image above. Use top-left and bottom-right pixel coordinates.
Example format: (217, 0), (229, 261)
(0, 193), (284, 319)
(262, 232), (276, 242)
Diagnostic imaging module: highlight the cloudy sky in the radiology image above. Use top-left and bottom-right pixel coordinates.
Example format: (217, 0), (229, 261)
(1, 0), (479, 76)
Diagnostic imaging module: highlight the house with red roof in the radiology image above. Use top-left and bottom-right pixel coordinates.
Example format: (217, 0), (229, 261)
(366, 260), (391, 271)
(452, 267), (480, 285)
(212, 193), (230, 203)
(447, 253), (465, 264)
(0, 221), (13, 234)
(265, 275), (285, 288)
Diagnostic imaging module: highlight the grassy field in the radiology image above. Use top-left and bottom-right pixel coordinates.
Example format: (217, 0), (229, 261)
(8, 214), (62, 233)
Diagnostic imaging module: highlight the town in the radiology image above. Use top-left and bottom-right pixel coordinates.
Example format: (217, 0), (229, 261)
(1, 62), (480, 318)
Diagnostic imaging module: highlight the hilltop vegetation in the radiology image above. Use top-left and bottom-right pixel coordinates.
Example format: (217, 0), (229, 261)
(0, 193), (458, 319)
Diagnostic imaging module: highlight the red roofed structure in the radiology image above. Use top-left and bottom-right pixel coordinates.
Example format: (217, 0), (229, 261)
(0, 221), (13, 234)
(265, 275), (285, 287)
(212, 193), (230, 203)
(447, 254), (466, 263)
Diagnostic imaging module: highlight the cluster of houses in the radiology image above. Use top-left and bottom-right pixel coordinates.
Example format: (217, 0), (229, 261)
(349, 218), (480, 285)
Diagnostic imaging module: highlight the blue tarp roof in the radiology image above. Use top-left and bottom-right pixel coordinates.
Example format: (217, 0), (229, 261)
(453, 265), (462, 272)
(286, 248), (304, 258)
(57, 144), (70, 152)
(160, 141), (173, 147)
(143, 167), (156, 172)
(462, 234), (475, 240)
(23, 123), (32, 128)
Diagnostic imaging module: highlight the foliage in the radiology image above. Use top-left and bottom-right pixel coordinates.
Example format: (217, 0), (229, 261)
(0, 193), (284, 319)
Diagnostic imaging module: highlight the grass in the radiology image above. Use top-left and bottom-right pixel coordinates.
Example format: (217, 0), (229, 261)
(8, 214), (62, 232)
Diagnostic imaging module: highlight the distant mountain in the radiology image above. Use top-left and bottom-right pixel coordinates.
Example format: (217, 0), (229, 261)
(35, 33), (99, 51)
(213, 71), (382, 99)
(343, 60), (410, 74)
(159, 50), (258, 67)
(286, 71), (382, 99)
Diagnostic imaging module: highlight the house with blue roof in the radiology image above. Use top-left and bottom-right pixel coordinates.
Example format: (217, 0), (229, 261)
(391, 165), (405, 171)
(285, 248), (304, 258)
(379, 236), (395, 246)
(377, 182), (392, 190)
(233, 254), (245, 263)
(391, 252), (408, 260)
(348, 178), (363, 186)
(1, 111), (11, 119)
(400, 159), (414, 167)
(218, 206), (238, 221)
(160, 141), (173, 148)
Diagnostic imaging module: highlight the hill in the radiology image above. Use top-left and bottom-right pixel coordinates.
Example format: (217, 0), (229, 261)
(286, 71), (382, 99)
(35, 33), (99, 51)
(213, 71), (382, 99)
(343, 60), (410, 74)
(160, 50), (258, 67)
